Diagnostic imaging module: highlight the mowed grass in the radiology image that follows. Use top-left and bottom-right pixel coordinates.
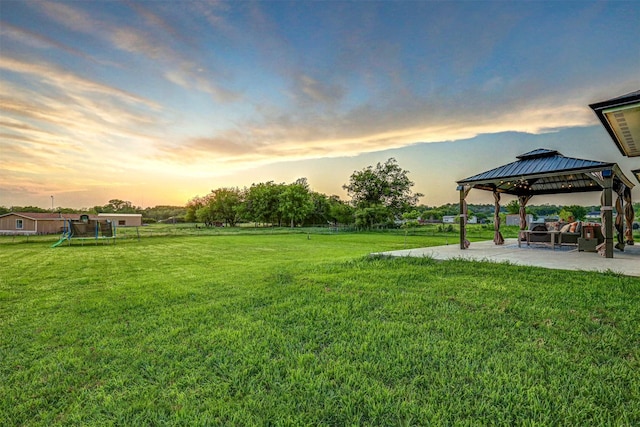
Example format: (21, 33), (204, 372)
(1, 233), (639, 426)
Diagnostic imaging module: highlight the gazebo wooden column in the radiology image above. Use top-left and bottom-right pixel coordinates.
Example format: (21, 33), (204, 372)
(458, 185), (471, 249)
(602, 170), (614, 258)
(492, 191), (504, 245)
(518, 195), (533, 232)
(624, 187), (635, 245)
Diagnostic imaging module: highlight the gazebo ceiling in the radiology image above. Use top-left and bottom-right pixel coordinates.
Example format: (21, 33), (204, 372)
(589, 90), (640, 158)
(457, 148), (634, 196)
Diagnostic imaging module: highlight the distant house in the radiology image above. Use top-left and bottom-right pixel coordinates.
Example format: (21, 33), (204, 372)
(97, 213), (142, 227)
(586, 211), (601, 221)
(0, 212), (92, 235)
(0, 212), (142, 235)
(443, 215), (477, 224)
(506, 214), (533, 227)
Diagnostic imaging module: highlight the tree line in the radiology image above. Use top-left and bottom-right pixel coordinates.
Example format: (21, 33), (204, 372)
(185, 158), (424, 228)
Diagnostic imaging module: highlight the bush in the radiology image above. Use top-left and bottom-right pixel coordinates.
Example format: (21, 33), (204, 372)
(437, 224), (454, 233)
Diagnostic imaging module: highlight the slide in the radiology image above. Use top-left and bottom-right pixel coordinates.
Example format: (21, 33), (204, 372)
(51, 238), (67, 248)
(51, 232), (71, 248)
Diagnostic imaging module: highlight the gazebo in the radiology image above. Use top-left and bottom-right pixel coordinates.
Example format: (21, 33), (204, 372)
(456, 148), (635, 258)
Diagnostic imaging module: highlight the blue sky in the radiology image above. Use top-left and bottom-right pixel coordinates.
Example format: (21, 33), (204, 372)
(1, 0), (639, 208)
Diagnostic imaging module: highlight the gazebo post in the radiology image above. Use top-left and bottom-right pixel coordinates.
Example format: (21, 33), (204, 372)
(458, 185), (466, 249)
(603, 170), (614, 258)
(624, 187), (635, 245)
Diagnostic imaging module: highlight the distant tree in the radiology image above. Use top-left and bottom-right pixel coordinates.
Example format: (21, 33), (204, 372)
(305, 191), (332, 225)
(144, 205), (187, 222)
(327, 196), (354, 225)
(93, 199), (138, 214)
(354, 204), (392, 229)
(9, 206), (49, 213)
(195, 205), (215, 226)
(0, 206), (9, 215)
(279, 179), (314, 228)
(402, 209), (421, 228)
(505, 199), (520, 215)
(243, 181), (285, 226)
(192, 188), (242, 227)
(209, 187), (243, 226)
(185, 196), (206, 223)
(560, 205), (587, 221)
(343, 158), (422, 221)
(527, 204), (561, 217)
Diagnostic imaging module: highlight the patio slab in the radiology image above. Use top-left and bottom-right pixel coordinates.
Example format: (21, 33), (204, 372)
(374, 238), (640, 277)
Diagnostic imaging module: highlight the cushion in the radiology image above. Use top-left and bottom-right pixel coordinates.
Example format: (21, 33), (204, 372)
(560, 223), (571, 233)
(569, 222), (577, 233)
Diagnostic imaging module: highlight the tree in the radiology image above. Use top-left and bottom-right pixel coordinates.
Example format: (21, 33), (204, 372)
(209, 187), (242, 226)
(327, 195), (354, 225)
(560, 205), (587, 221)
(343, 158), (423, 218)
(93, 199), (138, 214)
(505, 199), (521, 214)
(193, 188), (243, 226)
(354, 204), (392, 229)
(144, 205), (187, 222)
(279, 179), (314, 228)
(195, 205), (215, 226)
(185, 196), (206, 223)
(305, 192), (331, 225)
(243, 181), (285, 226)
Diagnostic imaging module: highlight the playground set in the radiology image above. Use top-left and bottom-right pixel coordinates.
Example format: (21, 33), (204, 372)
(52, 214), (116, 247)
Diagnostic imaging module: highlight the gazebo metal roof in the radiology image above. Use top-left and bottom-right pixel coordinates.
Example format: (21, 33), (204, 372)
(457, 148), (634, 196)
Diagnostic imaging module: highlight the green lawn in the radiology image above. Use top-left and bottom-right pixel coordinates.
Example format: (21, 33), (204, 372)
(1, 232), (638, 425)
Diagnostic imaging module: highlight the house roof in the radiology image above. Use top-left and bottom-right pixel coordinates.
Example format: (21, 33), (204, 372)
(589, 89), (640, 158)
(457, 148), (634, 196)
(0, 212), (97, 221)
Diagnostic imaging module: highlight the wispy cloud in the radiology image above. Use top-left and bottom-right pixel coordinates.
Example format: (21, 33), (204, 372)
(153, 85), (598, 175)
(0, 22), (89, 58)
(37, 0), (98, 33)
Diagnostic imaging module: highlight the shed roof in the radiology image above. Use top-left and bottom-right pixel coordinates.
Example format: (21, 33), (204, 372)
(457, 148), (634, 196)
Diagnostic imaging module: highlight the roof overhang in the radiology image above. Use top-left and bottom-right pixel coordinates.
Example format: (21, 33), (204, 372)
(590, 90), (640, 158)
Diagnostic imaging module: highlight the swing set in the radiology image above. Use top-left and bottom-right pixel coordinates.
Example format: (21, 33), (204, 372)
(52, 214), (116, 247)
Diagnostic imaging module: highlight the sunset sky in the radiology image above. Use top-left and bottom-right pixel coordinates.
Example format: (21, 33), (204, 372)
(1, 0), (639, 209)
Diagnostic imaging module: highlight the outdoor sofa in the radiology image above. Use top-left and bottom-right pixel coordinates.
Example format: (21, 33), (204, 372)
(522, 221), (604, 247)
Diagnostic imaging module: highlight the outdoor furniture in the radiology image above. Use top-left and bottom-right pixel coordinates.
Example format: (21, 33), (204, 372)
(558, 222), (582, 246)
(518, 222), (605, 250)
(578, 237), (598, 252)
(518, 224), (562, 249)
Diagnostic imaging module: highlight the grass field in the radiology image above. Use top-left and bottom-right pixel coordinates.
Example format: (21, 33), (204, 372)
(1, 230), (639, 425)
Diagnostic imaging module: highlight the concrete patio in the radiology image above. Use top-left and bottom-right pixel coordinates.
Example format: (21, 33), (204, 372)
(375, 239), (640, 277)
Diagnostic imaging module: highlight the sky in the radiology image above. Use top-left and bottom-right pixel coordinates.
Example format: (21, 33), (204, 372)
(1, 0), (639, 210)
